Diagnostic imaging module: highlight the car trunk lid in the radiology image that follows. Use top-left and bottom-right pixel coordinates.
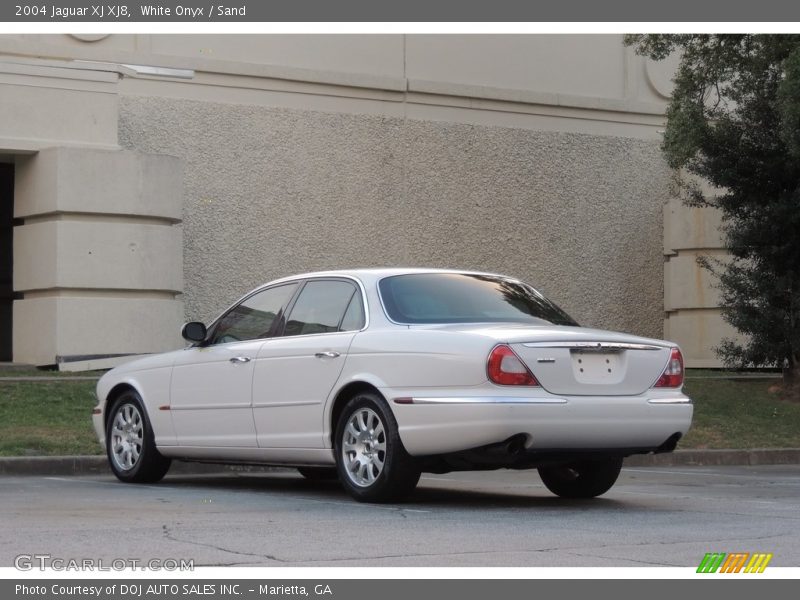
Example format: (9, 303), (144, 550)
(408, 323), (674, 396)
(511, 340), (670, 396)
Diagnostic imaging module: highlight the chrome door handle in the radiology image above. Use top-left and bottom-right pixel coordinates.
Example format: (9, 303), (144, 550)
(314, 351), (341, 359)
(229, 356), (251, 364)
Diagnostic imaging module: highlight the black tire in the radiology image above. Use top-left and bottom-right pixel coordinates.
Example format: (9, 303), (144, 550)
(297, 467), (339, 481)
(538, 457), (623, 499)
(334, 391), (420, 503)
(105, 390), (171, 483)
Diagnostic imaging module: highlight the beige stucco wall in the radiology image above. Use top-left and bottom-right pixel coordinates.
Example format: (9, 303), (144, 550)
(2, 33), (733, 366)
(118, 96), (671, 336)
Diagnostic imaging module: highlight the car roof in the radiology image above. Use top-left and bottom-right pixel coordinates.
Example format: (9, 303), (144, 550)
(207, 268), (528, 330)
(263, 267), (516, 287)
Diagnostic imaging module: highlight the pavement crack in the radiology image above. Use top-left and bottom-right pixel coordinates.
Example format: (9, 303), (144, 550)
(161, 524), (286, 563)
(563, 550), (685, 567)
(273, 531), (795, 566)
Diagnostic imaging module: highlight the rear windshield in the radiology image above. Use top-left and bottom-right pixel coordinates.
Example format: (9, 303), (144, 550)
(378, 273), (578, 326)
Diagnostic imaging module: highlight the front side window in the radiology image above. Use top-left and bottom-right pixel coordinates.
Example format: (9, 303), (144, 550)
(209, 283), (298, 345)
(379, 273), (578, 326)
(283, 280), (362, 337)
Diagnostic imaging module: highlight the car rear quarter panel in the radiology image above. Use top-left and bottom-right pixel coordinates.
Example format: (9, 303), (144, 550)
(342, 329), (493, 388)
(322, 328), (494, 447)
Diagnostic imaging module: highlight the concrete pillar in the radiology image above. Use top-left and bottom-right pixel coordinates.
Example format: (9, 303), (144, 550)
(663, 197), (744, 368)
(12, 147), (184, 366)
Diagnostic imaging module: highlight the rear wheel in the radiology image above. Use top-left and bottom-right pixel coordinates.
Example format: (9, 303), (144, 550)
(538, 457), (623, 498)
(106, 391), (171, 483)
(297, 467), (338, 481)
(334, 392), (420, 503)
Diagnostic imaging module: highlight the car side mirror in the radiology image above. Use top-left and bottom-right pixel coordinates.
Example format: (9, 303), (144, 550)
(181, 321), (207, 343)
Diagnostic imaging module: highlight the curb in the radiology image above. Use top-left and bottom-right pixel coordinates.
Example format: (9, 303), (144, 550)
(0, 449), (798, 476)
(624, 448), (800, 467)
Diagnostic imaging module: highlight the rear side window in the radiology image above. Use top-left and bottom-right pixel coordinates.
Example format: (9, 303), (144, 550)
(379, 273), (578, 326)
(283, 280), (362, 337)
(339, 291), (365, 332)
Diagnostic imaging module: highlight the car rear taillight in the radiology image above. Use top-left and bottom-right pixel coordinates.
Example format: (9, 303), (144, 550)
(488, 344), (539, 386)
(654, 347), (684, 388)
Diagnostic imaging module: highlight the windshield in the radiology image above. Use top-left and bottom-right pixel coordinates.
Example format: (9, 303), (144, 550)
(378, 273), (578, 326)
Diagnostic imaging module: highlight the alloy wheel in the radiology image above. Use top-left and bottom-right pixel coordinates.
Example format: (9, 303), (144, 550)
(110, 403), (144, 471)
(341, 407), (387, 487)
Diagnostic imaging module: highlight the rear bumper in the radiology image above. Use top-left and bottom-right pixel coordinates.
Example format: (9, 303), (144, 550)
(418, 438), (682, 473)
(388, 390), (693, 457)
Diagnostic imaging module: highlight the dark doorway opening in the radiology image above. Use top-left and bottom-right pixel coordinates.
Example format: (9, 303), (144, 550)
(0, 162), (14, 362)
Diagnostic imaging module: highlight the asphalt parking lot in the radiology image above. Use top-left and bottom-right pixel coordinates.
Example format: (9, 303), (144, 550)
(1, 465), (798, 567)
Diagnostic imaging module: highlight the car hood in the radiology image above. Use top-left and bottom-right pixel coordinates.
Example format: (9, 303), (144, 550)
(105, 347), (187, 375)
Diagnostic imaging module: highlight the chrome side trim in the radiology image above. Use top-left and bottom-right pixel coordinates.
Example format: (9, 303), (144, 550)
(522, 341), (664, 351)
(252, 400), (319, 409)
(393, 396), (567, 405)
(169, 403), (251, 410)
(647, 398), (692, 404)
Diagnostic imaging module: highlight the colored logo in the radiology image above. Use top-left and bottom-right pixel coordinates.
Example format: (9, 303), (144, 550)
(697, 552), (773, 573)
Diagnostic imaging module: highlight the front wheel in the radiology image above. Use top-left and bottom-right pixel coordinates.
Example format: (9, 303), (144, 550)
(538, 457), (623, 498)
(334, 392), (420, 503)
(106, 391), (171, 483)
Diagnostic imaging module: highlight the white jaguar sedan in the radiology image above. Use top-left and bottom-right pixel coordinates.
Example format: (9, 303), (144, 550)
(93, 268), (692, 502)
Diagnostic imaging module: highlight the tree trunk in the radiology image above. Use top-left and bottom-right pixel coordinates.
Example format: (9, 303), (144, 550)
(784, 361), (800, 401)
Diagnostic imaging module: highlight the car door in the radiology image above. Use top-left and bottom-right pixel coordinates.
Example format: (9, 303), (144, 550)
(252, 278), (365, 448)
(169, 282), (299, 447)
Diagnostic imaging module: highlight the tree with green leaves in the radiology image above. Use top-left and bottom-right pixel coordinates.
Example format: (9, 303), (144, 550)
(624, 35), (800, 396)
